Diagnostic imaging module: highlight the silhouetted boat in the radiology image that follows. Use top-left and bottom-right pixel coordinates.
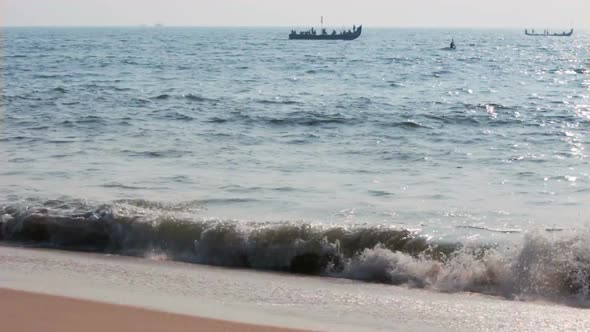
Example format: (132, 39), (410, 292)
(289, 25), (362, 41)
(525, 29), (573, 37)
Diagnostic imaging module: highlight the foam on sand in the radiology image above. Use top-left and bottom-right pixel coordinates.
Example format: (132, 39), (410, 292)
(2, 245), (590, 332)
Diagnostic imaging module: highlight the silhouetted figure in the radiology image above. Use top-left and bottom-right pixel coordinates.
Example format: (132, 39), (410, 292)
(450, 39), (456, 49)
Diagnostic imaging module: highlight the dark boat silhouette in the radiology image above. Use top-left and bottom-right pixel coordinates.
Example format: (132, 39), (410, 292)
(525, 28), (573, 37)
(289, 25), (362, 41)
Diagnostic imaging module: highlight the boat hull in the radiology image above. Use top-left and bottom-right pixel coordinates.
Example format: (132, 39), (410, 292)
(525, 29), (573, 37)
(289, 27), (362, 41)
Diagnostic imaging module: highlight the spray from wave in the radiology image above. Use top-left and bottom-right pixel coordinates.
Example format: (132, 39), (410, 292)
(1, 199), (589, 306)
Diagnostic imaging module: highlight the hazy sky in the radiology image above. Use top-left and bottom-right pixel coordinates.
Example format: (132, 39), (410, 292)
(2, 0), (588, 28)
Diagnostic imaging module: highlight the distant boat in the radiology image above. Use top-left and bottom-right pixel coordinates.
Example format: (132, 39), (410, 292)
(289, 25), (362, 41)
(525, 28), (573, 37)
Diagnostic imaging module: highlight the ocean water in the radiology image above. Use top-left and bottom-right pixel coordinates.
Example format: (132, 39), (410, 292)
(1, 27), (589, 302)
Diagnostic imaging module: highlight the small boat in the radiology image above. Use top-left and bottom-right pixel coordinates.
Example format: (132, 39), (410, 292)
(525, 28), (573, 37)
(289, 25), (362, 41)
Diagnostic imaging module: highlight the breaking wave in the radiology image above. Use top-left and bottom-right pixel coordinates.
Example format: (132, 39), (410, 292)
(1, 199), (590, 306)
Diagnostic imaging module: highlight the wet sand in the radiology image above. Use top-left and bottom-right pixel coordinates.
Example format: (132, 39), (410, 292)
(1, 245), (589, 332)
(0, 288), (306, 332)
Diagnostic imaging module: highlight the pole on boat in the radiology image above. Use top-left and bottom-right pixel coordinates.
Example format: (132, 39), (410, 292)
(321, 16), (324, 31)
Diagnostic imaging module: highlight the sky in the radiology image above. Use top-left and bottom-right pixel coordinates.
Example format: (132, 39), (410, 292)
(2, 0), (588, 28)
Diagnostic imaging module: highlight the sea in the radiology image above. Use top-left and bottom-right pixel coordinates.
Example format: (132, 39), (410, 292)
(1, 27), (589, 304)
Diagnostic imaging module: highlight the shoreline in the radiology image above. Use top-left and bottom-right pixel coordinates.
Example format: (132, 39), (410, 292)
(0, 288), (306, 332)
(2, 245), (590, 332)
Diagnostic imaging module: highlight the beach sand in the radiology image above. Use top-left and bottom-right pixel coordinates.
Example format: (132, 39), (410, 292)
(0, 288), (304, 332)
(1, 245), (589, 332)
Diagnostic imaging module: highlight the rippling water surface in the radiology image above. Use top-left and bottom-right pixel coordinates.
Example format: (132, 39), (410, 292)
(1, 28), (590, 299)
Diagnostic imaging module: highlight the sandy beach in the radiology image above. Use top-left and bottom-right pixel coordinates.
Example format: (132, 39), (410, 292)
(0, 288), (305, 332)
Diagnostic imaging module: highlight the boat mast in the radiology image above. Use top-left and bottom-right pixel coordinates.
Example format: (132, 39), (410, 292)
(321, 16), (324, 31)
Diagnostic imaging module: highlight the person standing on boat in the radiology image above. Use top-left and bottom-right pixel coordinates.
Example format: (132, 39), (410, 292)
(450, 39), (456, 49)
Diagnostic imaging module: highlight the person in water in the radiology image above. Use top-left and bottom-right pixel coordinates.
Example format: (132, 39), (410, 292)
(450, 39), (456, 49)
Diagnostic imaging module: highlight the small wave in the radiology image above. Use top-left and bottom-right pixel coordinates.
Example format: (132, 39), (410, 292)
(157, 111), (194, 121)
(456, 225), (523, 234)
(389, 82), (405, 88)
(59, 120), (75, 126)
(150, 93), (217, 103)
(368, 190), (394, 197)
(46, 139), (75, 144)
(114, 199), (206, 212)
(200, 198), (258, 204)
(80, 116), (106, 124)
(381, 57), (413, 63)
(207, 111), (353, 127)
(153, 94), (171, 100)
(100, 183), (148, 190)
(267, 117), (350, 126)
(398, 120), (432, 129)
(122, 59), (140, 65)
(28, 126), (50, 131)
(256, 99), (302, 106)
(122, 149), (190, 158)
(172, 112), (194, 121)
(261, 111), (354, 127)
(286, 138), (311, 145)
(131, 98), (151, 105)
(4, 95), (42, 102)
(272, 187), (297, 192)
(477, 103), (513, 110)
(433, 70), (451, 77)
(382, 121), (432, 129)
(423, 114), (480, 126)
(184, 94), (217, 103)
(1, 136), (41, 143)
(206, 117), (228, 123)
(34, 73), (73, 79)
(58, 115), (106, 126)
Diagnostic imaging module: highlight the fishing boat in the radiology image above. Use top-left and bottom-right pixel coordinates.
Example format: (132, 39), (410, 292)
(525, 28), (573, 37)
(289, 25), (362, 40)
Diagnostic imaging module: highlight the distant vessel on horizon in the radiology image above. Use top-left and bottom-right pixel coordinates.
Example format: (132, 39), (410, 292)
(289, 25), (362, 41)
(525, 28), (573, 37)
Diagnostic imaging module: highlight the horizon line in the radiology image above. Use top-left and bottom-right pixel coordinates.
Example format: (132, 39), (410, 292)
(1, 24), (584, 29)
